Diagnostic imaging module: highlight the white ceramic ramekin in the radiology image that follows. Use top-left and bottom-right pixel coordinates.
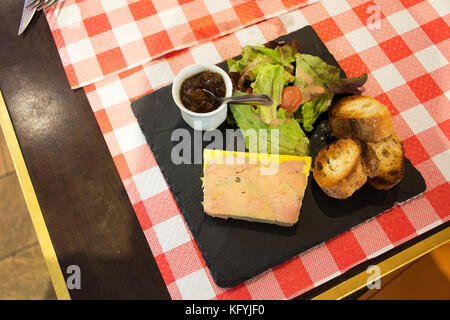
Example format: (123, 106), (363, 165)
(172, 64), (233, 131)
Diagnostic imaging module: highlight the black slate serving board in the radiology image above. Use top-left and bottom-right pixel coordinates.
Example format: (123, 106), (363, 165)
(131, 26), (426, 288)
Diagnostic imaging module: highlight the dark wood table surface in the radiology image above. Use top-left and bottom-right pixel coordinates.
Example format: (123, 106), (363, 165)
(1, 0), (448, 300)
(1, 0), (170, 300)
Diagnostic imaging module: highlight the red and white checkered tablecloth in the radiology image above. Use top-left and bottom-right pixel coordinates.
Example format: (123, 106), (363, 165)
(48, 0), (449, 299)
(45, 0), (320, 89)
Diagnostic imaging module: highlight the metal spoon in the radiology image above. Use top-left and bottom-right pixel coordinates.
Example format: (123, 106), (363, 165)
(202, 89), (273, 106)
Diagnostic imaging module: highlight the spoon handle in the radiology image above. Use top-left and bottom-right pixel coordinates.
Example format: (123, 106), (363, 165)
(222, 94), (273, 106)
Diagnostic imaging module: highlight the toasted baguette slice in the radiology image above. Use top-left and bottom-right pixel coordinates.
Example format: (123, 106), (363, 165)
(367, 135), (405, 190)
(313, 138), (367, 199)
(361, 141), (379, 178)
(329, 96), (394, 142)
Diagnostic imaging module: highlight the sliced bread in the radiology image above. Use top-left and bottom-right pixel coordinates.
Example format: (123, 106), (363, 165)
(313, 138), (368, 199)
(329, 96), (394, 142)
(367, 135), (405, 190)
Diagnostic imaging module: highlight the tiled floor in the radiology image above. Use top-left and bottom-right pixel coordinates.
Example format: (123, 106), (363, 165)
(0, 127), (448, 300)
(0, 129), (56, 300)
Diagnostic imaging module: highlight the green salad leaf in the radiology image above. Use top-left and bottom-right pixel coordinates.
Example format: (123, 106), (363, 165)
(295, 53), (341, 87)
(299, 93), (333, 132)
(228, 46), (298, 126)
(250, 64), (285, 125)
(227, 46), (259, 73)
(249, 45), (296, 73)
(295, 53), (368, 95)
(226, 44), (368, 155)
(227, 44), (297, 74)
(294, 53), (368, 131)
(293, 54), (338, 131)
(326, 74), (369, 95)
(230, 92), (309, 156)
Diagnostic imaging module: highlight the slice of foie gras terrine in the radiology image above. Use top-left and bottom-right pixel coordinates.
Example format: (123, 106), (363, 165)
(203, 149), (311, 227)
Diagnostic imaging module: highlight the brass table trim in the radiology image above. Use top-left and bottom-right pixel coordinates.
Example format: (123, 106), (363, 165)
(0, 91), (71, 300)
(313, 226), (449, 300)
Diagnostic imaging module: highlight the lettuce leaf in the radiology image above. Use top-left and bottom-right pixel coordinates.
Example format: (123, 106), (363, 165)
(300, 93), (333, 132)
(227, 46), (368, 153)
(230, 94), (310, 156)
(228, 46), (295, 125)
(250, 45), (296, 73)
(227, 46), (259, 73)
(283, 71), (296, 86)
(294, 53), (368, 131)
(295, 53), (368, 94)
(295, 53), (340, 87)
(227, 45), (297, 74)
(250, 64), (285, 125)
(326, 73), (368, 95)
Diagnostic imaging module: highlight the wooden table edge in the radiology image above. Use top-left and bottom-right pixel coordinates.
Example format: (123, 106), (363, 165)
(0, 90), (71, 300)
(1, 88), (449, 301)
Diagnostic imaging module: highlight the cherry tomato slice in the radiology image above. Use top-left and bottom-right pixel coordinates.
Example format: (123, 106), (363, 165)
(280, 86), (302, 113)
